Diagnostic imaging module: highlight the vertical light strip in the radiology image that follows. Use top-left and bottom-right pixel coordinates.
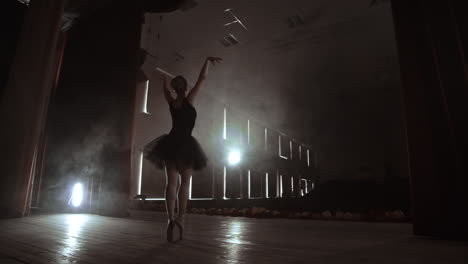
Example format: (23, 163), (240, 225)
(279, 175), (283, 198)
(189, 176), (192, 200)
(305, 180), (308, 194)
(289, 141), (293, 159)
(291, 176), (294, 195)
(142, 80), (149, 113)
(223, 166), (227, 199)
(278, 135), (281, 157)
(264, 128), (268, 151)
(276, 169), (280, 197)
(297, 174), (304, 196)
(138, 151), (143, 195)
(265, 173), (269, 198)
(307, 149), (310, 167)
(247, 120), (250, 145)
(223, 108), (227, 140)
(247, 170), (251, 199)
(299, 145), (302, 160)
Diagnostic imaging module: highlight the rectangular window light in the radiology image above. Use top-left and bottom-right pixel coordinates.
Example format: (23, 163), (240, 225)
(265, 172), (269, 198)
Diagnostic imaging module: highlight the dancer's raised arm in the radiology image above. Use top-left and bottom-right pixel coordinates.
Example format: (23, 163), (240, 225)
(162, 76), (174, 104)
(187, 56), (222, 104)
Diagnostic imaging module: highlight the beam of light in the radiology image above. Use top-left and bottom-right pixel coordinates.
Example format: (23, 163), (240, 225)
(142, 80), (149, 114)
(247, 170), (251, 199)
(307, 149), (310, 167)
(223, 108), (227, 140)
(223, 166), (227, 199)
(138, 151), (143, 195)
(312, 182), (315, 190)
(228, 150), (241, 165)
(265, 173), (269, 198)
(264, 128), (268, 151)
(71, 183), (83, 207)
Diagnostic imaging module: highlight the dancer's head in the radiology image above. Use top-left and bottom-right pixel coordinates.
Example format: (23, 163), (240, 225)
(171, 75), (187, 96)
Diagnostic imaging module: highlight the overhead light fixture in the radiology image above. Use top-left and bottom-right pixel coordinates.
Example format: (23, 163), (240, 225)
(224, 8), (248, 31)
(16, 0), (29, 5)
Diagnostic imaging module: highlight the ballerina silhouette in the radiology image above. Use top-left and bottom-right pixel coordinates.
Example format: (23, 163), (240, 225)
(144, 56), (222, 242)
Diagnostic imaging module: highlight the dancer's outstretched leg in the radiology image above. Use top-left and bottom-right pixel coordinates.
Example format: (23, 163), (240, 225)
(165, 161), (179, 242)
(175, 167), (192, 240)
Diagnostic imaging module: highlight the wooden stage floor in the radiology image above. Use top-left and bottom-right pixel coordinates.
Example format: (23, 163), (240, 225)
(0, 211), (467, 264)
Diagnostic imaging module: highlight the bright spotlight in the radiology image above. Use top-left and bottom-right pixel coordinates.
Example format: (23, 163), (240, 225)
(71, 183), (83, 207)
(228, 150), (241, 165)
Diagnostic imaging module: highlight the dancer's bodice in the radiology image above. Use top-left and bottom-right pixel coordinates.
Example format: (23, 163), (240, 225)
(169, 98), (197, 138)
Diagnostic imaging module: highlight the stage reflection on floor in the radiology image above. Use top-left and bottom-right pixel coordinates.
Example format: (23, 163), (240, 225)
(0, 212), (467, 264)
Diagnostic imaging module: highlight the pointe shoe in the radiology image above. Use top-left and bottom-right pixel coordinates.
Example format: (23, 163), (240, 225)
(166, 220), (175, 242)
(174, 217), (184, 241)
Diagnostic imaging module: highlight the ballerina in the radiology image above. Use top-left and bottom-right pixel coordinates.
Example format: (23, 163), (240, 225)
(144, 56), (222, 242)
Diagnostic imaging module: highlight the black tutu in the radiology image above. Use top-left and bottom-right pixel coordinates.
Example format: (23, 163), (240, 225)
(144, 133), (208, 170)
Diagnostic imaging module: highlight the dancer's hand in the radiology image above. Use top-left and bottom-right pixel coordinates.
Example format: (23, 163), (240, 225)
(207, 56), (222, 65)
